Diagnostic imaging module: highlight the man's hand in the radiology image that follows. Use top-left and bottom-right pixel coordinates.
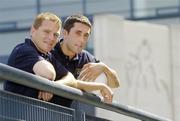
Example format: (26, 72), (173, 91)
(100, 84), (113, 103)
(38, 91), (53, 101)
(78, 62), (105, 81)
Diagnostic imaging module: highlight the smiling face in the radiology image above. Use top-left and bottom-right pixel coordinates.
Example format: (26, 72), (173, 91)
(62, 22), (91, 58)
(30, 12), (61, 54)
(31, 19), (60, 54)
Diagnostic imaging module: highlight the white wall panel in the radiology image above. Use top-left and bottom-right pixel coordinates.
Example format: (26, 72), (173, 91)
(169, 25), (180, 121)
(93, 14), (173, 121)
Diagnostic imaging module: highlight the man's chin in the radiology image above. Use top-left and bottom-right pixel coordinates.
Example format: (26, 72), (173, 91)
(45, 48), (52, 53)
(76, 49), (83, 53)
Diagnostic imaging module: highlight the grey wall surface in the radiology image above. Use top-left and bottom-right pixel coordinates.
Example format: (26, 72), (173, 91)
(93, 14), (177, 121)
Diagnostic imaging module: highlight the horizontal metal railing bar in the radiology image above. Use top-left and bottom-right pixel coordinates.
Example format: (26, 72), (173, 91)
(0, 63), (171, 121)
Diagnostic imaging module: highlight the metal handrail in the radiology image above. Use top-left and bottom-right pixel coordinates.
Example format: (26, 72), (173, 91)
(0, 63), (171, 121)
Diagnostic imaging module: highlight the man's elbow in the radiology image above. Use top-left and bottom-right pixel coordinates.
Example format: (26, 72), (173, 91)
(33, 60), (56, 81)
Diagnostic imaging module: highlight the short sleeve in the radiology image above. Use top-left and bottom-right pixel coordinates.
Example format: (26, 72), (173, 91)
(82, 50), (100, 63)
(8, 45), (44, 74)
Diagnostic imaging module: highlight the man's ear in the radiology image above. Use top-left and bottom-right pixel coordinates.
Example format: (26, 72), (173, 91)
(62, 29), (68, 36)
(30, 26), (35, 35)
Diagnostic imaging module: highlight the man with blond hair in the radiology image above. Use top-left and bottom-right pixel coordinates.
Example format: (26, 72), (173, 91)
(4, 12), (113, 107)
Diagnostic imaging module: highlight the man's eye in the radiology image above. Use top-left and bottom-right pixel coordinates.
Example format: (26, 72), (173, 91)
(76, 31), (81, 36)
(44, 30), (50, 34)
(54, 33), (60, 38)
(84, 34), (89, 38)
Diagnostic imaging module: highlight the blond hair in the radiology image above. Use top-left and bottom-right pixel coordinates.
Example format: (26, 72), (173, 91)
(33, 12), (62, 30)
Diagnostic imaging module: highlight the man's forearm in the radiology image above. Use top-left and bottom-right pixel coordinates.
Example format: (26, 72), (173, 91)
(55, 72), (77, 88)
(103, 64), (120, 88)
(76, 80), (105, 91)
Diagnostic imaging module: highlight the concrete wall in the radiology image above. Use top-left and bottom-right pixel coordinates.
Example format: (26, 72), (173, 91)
(0, 31), (29, 55)
(134, 0), (179, 18)
(93, 14), (177, 121)
(169, 25), (180, 121)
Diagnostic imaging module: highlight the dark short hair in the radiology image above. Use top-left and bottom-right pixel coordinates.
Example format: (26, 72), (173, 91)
(63, 14), (91, 33)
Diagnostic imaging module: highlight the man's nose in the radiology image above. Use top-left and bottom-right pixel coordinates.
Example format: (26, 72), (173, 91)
(79, 36), (85, 44)
(49, 33), (54, 40)
(48, 33), (57, 42)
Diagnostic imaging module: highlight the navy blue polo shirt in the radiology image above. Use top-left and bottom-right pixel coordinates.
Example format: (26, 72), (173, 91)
(4, 38), (72, 107)
(52, 39), (100, 118)
(52, 39), (99, 78)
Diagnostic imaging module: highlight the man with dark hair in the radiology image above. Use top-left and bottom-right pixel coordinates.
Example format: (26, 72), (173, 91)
(53, 14), (120, 89)
(4, 12), (113, 108)
(52, 14), (120, 118)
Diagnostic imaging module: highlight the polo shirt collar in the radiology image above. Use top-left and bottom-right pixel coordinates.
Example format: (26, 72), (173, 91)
(25, 38), (50, 58)
(57, 39), (79, 61)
